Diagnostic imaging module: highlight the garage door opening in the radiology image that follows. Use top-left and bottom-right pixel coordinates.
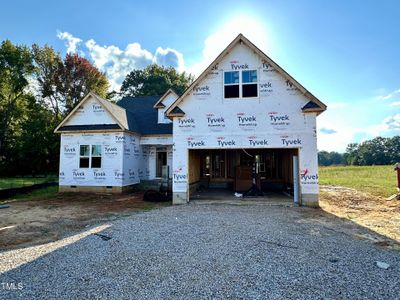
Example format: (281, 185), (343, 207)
(188, 149), (298, 200)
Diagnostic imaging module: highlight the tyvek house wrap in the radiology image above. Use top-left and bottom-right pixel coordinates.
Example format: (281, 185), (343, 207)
(172, 42), (319, 195)
(59, 131), (150, 187)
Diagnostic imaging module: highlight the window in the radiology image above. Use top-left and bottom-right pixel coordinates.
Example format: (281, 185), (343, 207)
(242, 70), (258, 97)
(91, 145), (102, 168)
(79, 144), (102, 168)
(224, 70), (258, 99)
(79, 145), (90, 168)
(224, 71), (239, 98)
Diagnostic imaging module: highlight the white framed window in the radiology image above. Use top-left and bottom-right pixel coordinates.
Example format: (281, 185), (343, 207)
(224, 70), (258, 99)
(79, 144), (102, 168)
(224, 71), (240, 98)
(242, 70), (258, 97)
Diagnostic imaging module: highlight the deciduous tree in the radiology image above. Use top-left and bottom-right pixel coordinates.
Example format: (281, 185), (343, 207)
(0, 40), (34, 159)
(58, 53), (109, 113)
(31, 44), (63, 120)
(121, 64), (193, 97)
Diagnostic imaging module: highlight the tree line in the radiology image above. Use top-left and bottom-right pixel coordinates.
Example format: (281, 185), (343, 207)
(319, 136), (400, 166)
(0, 39), (193, 176)
(1, 39), (397, 176)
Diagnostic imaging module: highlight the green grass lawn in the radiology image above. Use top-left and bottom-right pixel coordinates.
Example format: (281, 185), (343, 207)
(0, 186), (59, 204)
(0, 175), (58, 190)
(319, 165), (398, 198)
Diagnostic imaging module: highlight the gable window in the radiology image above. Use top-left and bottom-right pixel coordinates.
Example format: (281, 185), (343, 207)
(79, 144), (102, 168)
(224, 71), (240, 98)
(224, 70), (258, 99)
(242, 70), (258, 97)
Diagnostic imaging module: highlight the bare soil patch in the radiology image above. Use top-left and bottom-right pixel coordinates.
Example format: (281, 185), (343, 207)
(0, 192), (169, 251)
(320, 185), (400, 249)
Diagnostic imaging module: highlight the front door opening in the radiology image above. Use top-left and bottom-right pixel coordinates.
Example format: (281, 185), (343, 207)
(189, 149), (298, 198)
(156, 151), (167, 178)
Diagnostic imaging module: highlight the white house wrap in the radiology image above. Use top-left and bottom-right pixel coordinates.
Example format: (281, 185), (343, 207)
(56, 34), (326, 206)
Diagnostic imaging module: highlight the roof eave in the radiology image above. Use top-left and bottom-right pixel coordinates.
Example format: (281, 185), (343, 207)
(55, 128), (140, 134)
(302, 108), (326, 116)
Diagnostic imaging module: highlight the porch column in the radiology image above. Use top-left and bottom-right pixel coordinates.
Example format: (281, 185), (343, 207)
(172, 139), (189, 204)
(299, 132), (319, 207)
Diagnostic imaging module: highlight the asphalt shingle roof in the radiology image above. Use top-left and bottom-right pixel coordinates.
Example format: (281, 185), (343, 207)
(117, 96), (172, 135)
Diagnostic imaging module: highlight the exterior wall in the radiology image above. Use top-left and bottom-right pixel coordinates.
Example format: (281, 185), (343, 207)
(172, 43), (319, 206)
(59, 132), (146, 189)
(64, 96), (117, 126)
(122, 132), (144, 185)
(59, 132), (124, 188)
(58, 91), (175, 191)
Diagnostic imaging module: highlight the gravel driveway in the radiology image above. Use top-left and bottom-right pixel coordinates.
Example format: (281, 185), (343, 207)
(1, 203), (399, 299)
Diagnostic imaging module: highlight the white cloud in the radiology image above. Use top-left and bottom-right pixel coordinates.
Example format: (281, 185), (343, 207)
(389, 101), (400, 107)
(318, 113), (400, 152)
(377, 88), (400, 100)
(57, 31), (82, 54)
(383, 114), (400, 130)
(154, 47), (185, 72)
(319, 128), (337, 134)
(85, 39), (155, 90)
(57, 32), (185, 91)
(57, 19), (268, 90)
(318, 124), (357, 152)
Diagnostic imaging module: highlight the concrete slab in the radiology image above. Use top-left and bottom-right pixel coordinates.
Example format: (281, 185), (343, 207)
(190, 188), (294, 206)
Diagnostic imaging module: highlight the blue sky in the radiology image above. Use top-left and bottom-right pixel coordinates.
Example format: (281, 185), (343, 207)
(1, 0), (399, 151)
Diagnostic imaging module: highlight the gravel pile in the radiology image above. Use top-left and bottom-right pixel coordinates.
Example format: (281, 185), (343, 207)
(1, 204), (399, 299)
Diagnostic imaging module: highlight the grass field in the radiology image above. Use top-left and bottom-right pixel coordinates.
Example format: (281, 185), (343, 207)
(319, 165), (398, 198)
(0, 175), (58, 190)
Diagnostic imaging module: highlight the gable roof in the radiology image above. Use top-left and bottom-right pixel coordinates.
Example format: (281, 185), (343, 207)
(117, 96), (172, 135)
(153, 89), (179, 108)
(166, 33), (327, 117)
(54, 92), (140, 133)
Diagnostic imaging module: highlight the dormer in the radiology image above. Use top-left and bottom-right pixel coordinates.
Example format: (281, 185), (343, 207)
(154, 89), (179, 124)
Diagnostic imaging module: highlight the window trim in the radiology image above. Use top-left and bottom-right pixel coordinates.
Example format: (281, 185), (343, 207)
(223, 69), (259, 99)
(79, 144), (102, 169)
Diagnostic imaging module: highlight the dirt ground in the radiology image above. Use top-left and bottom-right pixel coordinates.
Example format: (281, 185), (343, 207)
(0, 192), (169, 251)
(320, 185), (400, 248)
(1, 186), (399, 252)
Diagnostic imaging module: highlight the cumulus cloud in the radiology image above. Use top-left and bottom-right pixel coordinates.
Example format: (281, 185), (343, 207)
(154, 47), (185, 72)
(57, 31), (82, 54)
(85, 39), (155, 90)
(57, 19), (268, 89)
(318, 113), (400, 152)
(383, 114), (400, 130)
(377, 88), (400, 100)
(319, 128), (337, 134)
(57, 32), (185, 91)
